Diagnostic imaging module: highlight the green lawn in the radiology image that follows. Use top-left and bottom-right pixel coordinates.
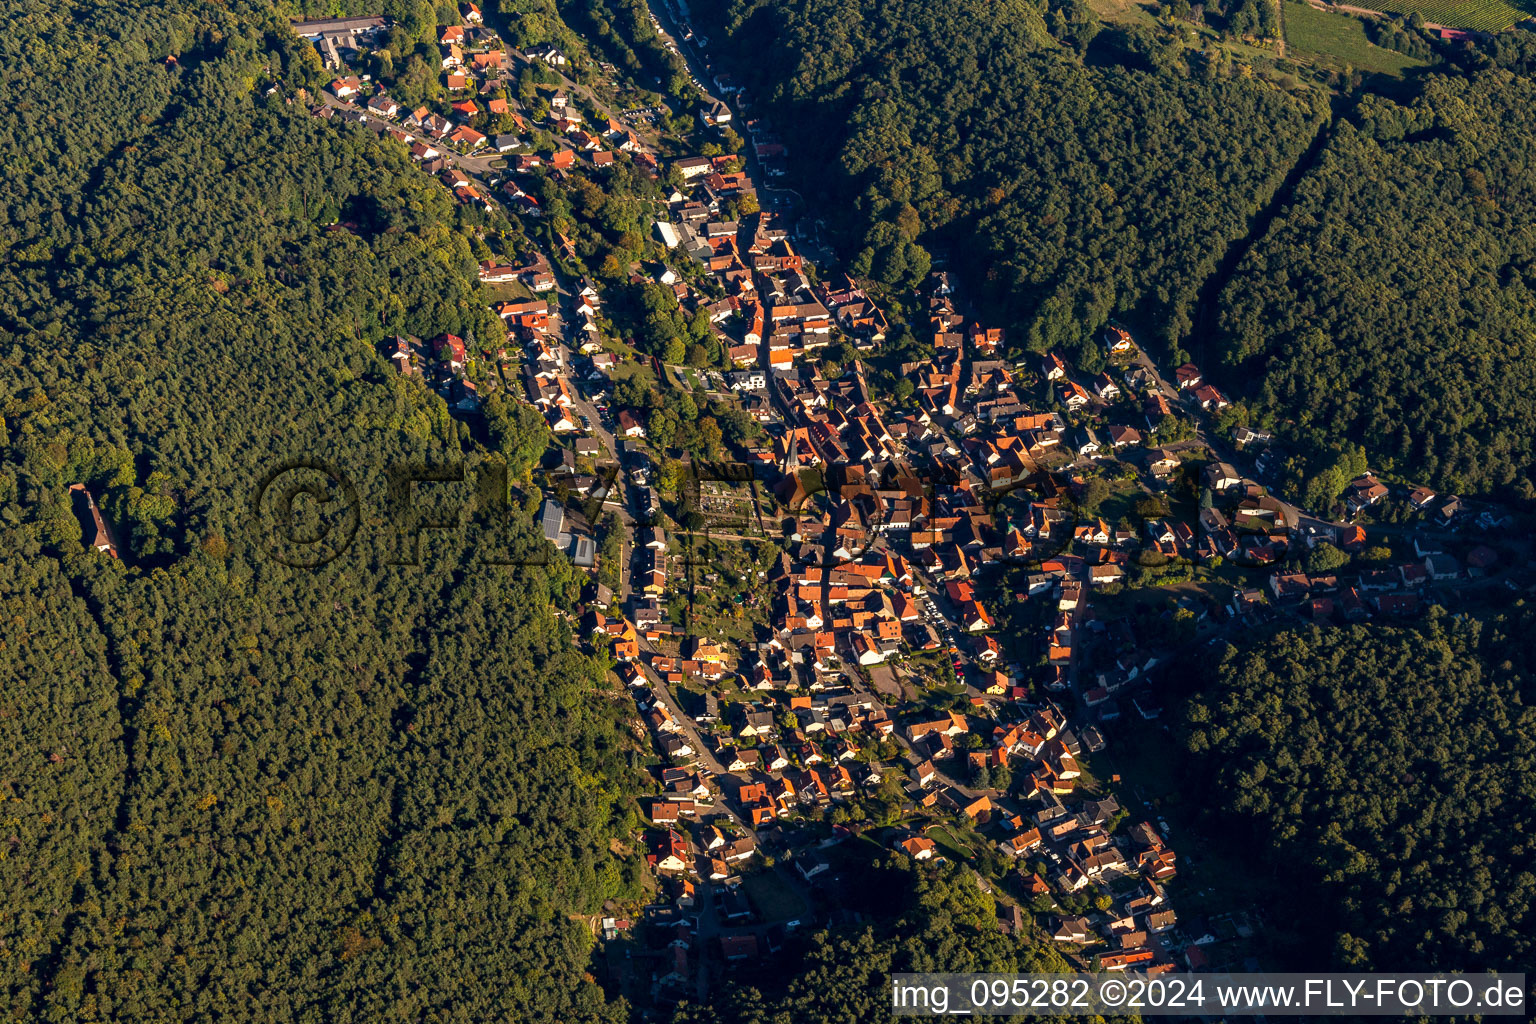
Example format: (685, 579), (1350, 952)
(1087, 0), (1162, 26)
(742, 868), (811, 924)
(926, 824), (979, 861)
(1285, 3), (1430, 74)
(482, 280), (535, 302)
(607, 358), (655, 388)
(1094, 478), (1146, 530)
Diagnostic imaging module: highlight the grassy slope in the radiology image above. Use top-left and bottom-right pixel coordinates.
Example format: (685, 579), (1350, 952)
(1284, 2), (1427, 73)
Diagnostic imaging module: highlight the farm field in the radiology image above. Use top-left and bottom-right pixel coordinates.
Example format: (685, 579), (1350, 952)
(1284, 2), (1429, 73)
(1355, 0), (1534, 30)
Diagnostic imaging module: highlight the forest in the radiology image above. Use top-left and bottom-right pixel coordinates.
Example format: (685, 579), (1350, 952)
(1179, 612), (1535, 972)
(695, 0), (1327, 364)
(1214, 66), (1536, 499)
(0, 0), (643, 1020)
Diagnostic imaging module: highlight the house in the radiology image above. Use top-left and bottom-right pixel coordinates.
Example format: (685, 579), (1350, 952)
(1345, 474), (1389, 513)
(654, 830), (690, 873)
(650, 799), (691, 824)
(525, 42), (567, 65)
(1053, 917), (1093, 943)
(719, 934), (759, 961)
(1103, 325), (1134, 353)
(1174, 363), (1203, 390)
(70, 485), (118, 557)
(1424, 553), (1460, 581)
(795, 849), (830, 881)
(1192, 384), (1229, 411)
(330, 76), (363, 100)
(961, 794), (992, 822)
(1268, 572), (1309, 603)
(1101, 948), (1156, 971)
(1233, 425), (1272, 448)
(911, 760), (937, 787)
(898, 836), (936, 860)
(1059, 380), (1091, 409)
(433, 333), (467, 372)
(674, 156), (714, 179)
(1075, 427), (1101, 457)
(1092, 373), (1121, 400)
(1147, 448), (1180, 476)
(617, 409), (646, 437)
(999, 828), (1043, 858)
(1106, 424), (1142, 448)
(1203, 462), (1241, 492)
(850, 631), (886, 666)
(1088, 564), (1123, 587)
(1466, 546), (1499, 576)
(366, 93), (400, 117)
(906, 713), (968, 741)
(699, 100), (733, 126)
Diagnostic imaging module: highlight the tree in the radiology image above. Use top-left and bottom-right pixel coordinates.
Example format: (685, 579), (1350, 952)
(991, 764), (1013, 793)
(484, 394), (551, 480)
(1360, 544), (1393, 567)
(695, 417), (723, 459)
(1079, 477), (1112, 513)
(1306, 541), (1350, 573)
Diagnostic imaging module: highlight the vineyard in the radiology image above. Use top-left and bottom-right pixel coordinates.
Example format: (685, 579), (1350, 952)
(1366, 0), (1535, 31)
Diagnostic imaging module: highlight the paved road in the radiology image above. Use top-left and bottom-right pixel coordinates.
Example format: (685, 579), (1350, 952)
(649, 665), (728, 778)
(556, 335), (620, 455)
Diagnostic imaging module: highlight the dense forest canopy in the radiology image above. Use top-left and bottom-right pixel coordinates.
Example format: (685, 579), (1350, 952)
(1180, 612), (1536, 972)
(1214, 69), (1536, 498)
(0, 0), (642, 1020)
(697, 0), (1325, 361)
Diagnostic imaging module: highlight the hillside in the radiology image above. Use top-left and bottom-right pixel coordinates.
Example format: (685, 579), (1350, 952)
(698, 0), (1326, 362)
(1215, 67), (1536, 499)
(0, 2), (639, 1020)
(1180, 613), (1536, 971)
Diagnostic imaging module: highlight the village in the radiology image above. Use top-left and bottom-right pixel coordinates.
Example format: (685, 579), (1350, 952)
(284, 3), (1535, 1013)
